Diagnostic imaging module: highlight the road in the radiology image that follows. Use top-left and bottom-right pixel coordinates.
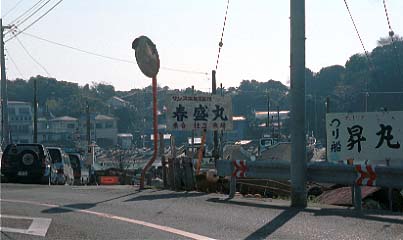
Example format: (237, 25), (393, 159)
(1, 183), (402, 240)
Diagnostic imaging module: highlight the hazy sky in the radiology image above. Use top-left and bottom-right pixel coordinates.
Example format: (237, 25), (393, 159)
(2, 0), (403, 91)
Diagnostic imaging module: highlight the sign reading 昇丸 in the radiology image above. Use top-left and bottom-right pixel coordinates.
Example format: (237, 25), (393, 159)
(166, 94), (233, 131)
(326, 111), (403, 166)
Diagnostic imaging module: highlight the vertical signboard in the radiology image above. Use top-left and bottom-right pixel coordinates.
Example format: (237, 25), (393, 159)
(326, 111), (403, 166)
(166, 94), (233, 131)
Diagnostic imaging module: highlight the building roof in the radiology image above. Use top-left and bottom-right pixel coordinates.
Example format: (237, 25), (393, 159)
(8, 101), (31, 105)
(255, 110), (290, 120)
(233, 116), (246, 121)
(51, 116), (78, 121)
(117, 133), (133, 137)
(95, 114), (116, 121)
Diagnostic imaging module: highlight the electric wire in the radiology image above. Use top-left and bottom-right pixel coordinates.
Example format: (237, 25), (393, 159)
(2, 0), (26, 19)
(19, 31), (208, 75)
(5, 48), (25, 79)
(10, 0), (52, 31)
(15, 36), (51, 77)
(6, 0), (46, 27)
(215, 0), (230, 71)
(342, 0), (372, 66)
(5, 0), (64, 42)
(382, 0), (403, 81)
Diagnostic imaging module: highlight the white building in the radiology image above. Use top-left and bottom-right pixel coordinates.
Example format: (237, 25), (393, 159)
(8, 101), (33, 144)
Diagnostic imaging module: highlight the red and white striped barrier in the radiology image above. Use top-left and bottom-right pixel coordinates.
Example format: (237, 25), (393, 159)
(232, 160), (248, 178)
(355, 164), (377, 186)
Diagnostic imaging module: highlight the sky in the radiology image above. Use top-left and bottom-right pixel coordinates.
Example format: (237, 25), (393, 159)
(1, 0), (403, 91)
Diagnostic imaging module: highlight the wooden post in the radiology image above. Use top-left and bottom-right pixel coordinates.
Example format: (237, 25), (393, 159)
(168, 157), (174, 189)
(229, 176), (236, 198)
(159, 132), (167, 188)
(196, 129), (207, 175)
(183, 156), (194, 191)
(386, 159), (393, 211)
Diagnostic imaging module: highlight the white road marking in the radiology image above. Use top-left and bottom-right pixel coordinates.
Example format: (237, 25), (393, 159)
(0, 214), (51, 237)
(1, 199), (216, 240)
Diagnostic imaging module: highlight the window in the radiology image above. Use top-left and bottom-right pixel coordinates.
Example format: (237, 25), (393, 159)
(96, 123), (102, 129)
(19, 107), (30, 114)
(8, 108), (16, 115)
(105, 122), (113, 128)
(67, 123), (75, 129)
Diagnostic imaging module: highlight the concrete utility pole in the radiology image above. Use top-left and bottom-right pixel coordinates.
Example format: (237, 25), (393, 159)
(212, 70), (218, 162)
(267, 93), (270, 128)
(290, 0), (307, 208)
(86, 101), (91, 146)
(33, 79), (38, 143)
(277, 106), (280, 141)
(191, 85), (195, 158)
(1, 19), (11, 146)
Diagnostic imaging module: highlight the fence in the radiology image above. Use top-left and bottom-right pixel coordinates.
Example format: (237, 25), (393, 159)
(217, 160), (403, 210)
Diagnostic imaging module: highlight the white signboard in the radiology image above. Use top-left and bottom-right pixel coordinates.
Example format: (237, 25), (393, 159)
(166, 94), (233, 131)
(326, 111), (403, 166)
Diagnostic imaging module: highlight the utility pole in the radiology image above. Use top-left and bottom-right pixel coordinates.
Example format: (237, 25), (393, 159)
(1, 19), (11, 147)
(86, 101), (91, 146)
(277, 106), (280, 141)
(212, 70), (218, 163)
(290, 0), (307, 208)
(191, 85), (195, 159)
(267, 93), (270, 128)
(33, 78), (38, 143)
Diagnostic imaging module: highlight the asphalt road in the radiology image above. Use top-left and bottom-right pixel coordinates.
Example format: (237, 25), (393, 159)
(1, 183), (402, 240)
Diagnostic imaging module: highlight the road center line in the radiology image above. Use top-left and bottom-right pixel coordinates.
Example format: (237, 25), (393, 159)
(0, 199), (216, 240)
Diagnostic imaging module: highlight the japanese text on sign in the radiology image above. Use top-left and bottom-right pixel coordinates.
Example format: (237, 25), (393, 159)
(326, 111), (403, 166)
(166, 94), (233, 131)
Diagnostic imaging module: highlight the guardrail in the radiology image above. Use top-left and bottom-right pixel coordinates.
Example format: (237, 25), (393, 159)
(217, 160), (403, 210)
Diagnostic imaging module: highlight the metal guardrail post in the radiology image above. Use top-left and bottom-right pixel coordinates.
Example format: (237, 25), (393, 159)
(354, 184), (362, 211)
(229, 176), (236, 198)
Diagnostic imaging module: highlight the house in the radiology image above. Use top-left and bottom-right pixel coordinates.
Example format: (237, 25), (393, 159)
(38, 116), (79, 144)
(8, 101), (33, 144)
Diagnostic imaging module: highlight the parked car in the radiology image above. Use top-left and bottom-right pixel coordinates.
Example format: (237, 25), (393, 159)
(1, 144), (51, 184)
(68, 153), (89, 185)
(47, 147), (74, 185)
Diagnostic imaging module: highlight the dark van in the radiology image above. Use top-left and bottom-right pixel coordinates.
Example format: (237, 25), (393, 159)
(1, 144), (51, 183)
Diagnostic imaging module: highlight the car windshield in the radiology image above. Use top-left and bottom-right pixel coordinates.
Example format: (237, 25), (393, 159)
(48, 149), (62, 163)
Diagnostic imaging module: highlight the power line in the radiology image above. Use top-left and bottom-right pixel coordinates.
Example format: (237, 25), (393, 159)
(6, 0), (46, 27)
(382, 0), (403, 81)
(342, 0), (372, 66)
(5, 48), (25, 79)
(215, 0), (230, 71)
(19, 31), (208, 75)
(10, 0), (52, 31)
(15, 36), (51, 77)
(5, 0), (64, 42)
(2, 0), (26, 19)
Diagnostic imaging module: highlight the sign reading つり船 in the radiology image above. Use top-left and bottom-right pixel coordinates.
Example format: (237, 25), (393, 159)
(166, 94), (233, 131)
(326, 111), (403, 166)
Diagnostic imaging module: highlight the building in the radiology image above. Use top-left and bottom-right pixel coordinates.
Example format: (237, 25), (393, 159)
(38, 116), (79, 145)
(8, 101), (33, 144)
(117, 133), (133, 149)
(90, 114), (118, 147)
